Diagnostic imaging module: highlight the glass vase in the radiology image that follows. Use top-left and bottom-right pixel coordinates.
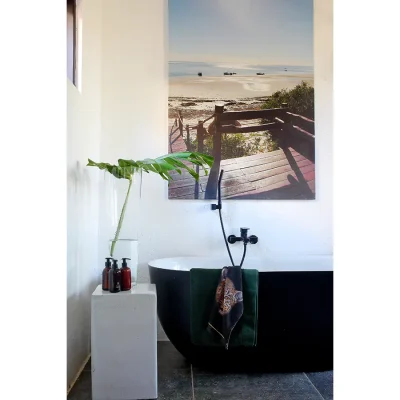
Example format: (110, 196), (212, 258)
(100, 170), (142, 286)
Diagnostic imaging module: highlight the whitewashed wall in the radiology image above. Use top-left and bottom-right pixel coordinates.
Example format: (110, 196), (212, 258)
(67, 0), (102, 387)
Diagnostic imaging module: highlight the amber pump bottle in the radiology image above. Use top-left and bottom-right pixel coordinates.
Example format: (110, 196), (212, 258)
(102, 257), (113, 291)
(109, 259), (121, 293)
(121, 258), (132, 291)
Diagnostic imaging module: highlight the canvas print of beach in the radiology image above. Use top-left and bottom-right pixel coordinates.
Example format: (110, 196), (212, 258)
(168, 0), (315, 200)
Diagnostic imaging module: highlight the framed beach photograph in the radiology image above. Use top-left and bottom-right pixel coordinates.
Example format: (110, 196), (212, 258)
(168, 0), (315, 200)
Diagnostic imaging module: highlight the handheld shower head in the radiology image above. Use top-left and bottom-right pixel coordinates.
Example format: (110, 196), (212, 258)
(211, 169), (224, 210)
(217, 169), (224, 207)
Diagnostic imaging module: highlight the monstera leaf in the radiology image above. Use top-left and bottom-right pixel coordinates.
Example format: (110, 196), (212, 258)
(87, 151), (213, 181)
(87, 151), (214, 256)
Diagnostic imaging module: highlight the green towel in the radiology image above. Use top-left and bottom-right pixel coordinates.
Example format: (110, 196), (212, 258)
(190, 268), (258, 347)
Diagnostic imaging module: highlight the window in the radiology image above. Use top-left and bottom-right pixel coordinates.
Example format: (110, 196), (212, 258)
(67, 0), (82, 89)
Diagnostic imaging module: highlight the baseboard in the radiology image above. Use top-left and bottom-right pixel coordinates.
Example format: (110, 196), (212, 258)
(67, 353), (91, 395)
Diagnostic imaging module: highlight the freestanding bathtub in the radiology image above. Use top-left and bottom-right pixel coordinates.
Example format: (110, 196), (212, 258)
(149, 256), (333, 372)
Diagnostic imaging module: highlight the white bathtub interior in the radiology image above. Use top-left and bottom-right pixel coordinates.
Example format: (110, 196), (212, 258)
(148, 255), (333, 272)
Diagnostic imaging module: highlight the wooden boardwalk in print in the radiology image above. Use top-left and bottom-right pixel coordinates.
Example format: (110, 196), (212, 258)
(168, 101), (316, 201)
(169, 123), (187, 153)
(168, 146), (315, 200)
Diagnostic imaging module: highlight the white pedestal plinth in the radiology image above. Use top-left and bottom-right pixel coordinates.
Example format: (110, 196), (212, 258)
(91, 284), (157, 400)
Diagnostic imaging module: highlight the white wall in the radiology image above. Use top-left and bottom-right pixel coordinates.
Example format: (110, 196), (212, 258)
(67, 0), (102, 388)
(98, 0), (332, 340)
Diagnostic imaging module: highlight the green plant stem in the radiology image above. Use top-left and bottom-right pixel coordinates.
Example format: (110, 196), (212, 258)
(110, 177), (133, 257)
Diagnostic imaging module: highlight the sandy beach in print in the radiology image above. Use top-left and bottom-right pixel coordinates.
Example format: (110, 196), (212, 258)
(168, 73), (314, 130)
(169, 73), (313, 99)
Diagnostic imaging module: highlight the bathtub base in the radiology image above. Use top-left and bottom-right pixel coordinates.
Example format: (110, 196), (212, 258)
(149, 266), (333, 372)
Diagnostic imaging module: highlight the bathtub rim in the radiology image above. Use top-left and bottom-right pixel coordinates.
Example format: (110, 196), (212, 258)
(148, 255), (333, 272)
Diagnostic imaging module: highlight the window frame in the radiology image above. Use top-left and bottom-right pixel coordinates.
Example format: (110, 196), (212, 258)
(67, 0), (81, 89)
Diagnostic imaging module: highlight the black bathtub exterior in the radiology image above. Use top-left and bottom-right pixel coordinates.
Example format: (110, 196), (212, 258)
(149, 266), (333, 372)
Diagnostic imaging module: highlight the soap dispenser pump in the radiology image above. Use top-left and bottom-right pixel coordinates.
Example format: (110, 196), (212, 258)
(109, 259), (121, 293)
(102, 257), (113, 291)
(121, 258), (132, 291)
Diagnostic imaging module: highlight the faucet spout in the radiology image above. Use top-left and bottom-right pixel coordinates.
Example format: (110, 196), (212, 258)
(240, 227), (249, 241)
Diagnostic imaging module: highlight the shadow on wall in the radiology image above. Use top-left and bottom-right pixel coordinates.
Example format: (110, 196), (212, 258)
(67, 161), (100, 387)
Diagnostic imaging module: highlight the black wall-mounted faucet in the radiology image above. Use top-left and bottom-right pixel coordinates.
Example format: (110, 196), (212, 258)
(228, 227), (258, 245)
(211, 169), (259, 268)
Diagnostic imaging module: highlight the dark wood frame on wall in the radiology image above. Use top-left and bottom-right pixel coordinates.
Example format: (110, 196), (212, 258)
(67, 0), (77, 85)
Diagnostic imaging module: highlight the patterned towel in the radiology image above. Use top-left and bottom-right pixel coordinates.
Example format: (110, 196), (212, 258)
(190, 267), (258, 349)
(208, 267), (244, 349)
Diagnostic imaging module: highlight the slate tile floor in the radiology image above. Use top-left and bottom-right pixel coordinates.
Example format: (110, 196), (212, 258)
(68, 342), (333, 400)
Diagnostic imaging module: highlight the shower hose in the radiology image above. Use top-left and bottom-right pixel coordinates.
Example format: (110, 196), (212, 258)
(216, 169), (247, 268)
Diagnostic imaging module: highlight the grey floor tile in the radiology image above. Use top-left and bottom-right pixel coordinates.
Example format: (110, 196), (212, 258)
(158, 367), (193, 392)
(157, 342), (193, 399)
(158, 341), (191, 370)
(69, 342), (331, 400)
(193, 370), (324, 400)
(306, 371), (333, 400)
(67, 371), (91, 400)
(156, 390), (193, 400)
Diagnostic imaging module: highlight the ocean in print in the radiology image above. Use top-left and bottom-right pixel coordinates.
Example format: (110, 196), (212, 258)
(169, 61), (313, 79)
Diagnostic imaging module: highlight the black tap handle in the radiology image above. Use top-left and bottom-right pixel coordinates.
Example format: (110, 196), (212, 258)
(228, 235), (239, 244)
(249, 235), (258, 244)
